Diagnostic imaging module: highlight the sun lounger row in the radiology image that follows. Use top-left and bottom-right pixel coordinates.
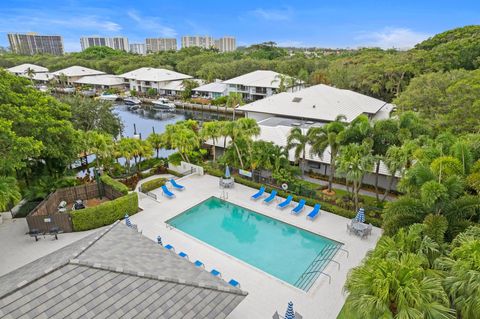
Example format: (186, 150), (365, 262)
(161, 179), (186, 198)
(162, 243), (241, 288)
(250, 186), (321, 220)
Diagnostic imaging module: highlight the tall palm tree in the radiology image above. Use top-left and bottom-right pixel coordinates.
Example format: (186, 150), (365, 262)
(226, 118), (260, 169)
(26, 67), (36, 85)
(116, 138), (136, 174)
(146, 133), (165, 158)
(200, 121), (223, 161)
(286, 127), (310, 176)
(382, 145), (408, 201)
(0, 176), (21, 211)
(336, 142), (374, 211)
(308, 115), (346, 192)
(85, 131), (113, 169)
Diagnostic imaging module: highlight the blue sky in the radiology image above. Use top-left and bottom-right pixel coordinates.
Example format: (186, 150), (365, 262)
(1, 0), (479, 52)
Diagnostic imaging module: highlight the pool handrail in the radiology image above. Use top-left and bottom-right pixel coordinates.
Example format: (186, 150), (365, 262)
(277, 195), (293, 209)
(251, 186), (265, 200)
(291, 199), (306, 215)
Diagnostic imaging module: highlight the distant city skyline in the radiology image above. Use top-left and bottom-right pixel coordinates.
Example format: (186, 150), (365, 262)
(0, 0), (479, 52)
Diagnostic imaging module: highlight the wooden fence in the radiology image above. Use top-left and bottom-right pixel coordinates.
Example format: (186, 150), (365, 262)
(26, 182), (123, 233)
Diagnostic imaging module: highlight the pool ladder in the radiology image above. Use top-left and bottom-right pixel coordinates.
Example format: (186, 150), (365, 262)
(294, 244), (349, 291)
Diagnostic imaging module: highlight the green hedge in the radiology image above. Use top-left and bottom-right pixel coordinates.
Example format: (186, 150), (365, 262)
(100, 174), (129, 195)
(140, 178), (167, 193)
(204, 165), (382, 227)
(71, 192), (138, 231)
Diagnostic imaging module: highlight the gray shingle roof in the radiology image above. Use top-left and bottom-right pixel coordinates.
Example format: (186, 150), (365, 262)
(0, 222), (246, 319)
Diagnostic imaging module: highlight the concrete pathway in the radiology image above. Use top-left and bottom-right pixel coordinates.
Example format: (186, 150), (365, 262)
(303, 176), (396, 201)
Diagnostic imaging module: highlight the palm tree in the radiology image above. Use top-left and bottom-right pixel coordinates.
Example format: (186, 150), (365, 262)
(58, 73), (68, 88)
(146, 133), (165, 158)
(200, 121), (223, 161)
(336, 142), (374, 211)
(382, 145), (408, 201)
(26, 67), (36, 85)
(116, 138), (136, 174)
(225, 118), (260, 169)
(436, 227), (480, 319)
(0, 176), (21, 211)
(286, 127), (310, 176)
(372, 119), (400, 200)
(85, 131), (113, 169)
(345, 225), (455, 319)
(308, 115), (346, 192)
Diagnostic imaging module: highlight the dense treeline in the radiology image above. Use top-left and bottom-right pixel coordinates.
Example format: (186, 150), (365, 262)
(1, 26), (480, 133)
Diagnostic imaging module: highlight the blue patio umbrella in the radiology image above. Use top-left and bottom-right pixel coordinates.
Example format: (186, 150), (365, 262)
(225, 165), (231, 178)
(355, 208), (365, 223)
(125, 213), (132, 227)
(157, 235), (163, 246)
(285, 301), (295, 319)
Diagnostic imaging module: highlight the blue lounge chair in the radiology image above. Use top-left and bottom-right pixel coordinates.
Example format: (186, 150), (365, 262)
(251, 186), (265, 200)
(178, 251), (189, 259)
(263, 190), (277, 204)
(228, 279), (240, 288)
(210, 269), (222, 277)
(194, 260), (204, 268)
(291, 199), (306, 215)
(164, 244), (175, 251)
(277, 195), (293, 209)
(170, 179), (185, 190)
(307, 204), (321, 220)
(161, 185), (175, 198)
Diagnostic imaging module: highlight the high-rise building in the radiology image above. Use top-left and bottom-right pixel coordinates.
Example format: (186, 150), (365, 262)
(8, 33), (64, 55)
(215, 36), (236, 52)
(129, 43), (146, 55)
(145, 38), (177, 52)
(181, 36), (215, 49)
(80, 36), (129, 51)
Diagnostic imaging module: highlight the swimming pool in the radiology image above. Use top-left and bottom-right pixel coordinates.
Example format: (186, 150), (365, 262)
(167, 197), (342, 291)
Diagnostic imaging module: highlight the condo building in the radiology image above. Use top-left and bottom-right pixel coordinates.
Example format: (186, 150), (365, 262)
(7, 33), (64, 55)
(80, 36), (129, 51)
(129, 43), (146, 55)
(181, 36), (215, 49)
(145, 38), (177, 52)
(215, 36), (236, 52)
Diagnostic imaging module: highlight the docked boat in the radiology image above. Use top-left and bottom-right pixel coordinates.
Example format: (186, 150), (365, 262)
(152, 98), (175, 110)
(99, 93), (119, 101)
(124, 97), (141, 105)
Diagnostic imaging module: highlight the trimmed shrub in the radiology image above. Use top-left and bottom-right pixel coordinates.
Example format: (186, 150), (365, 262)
(140, 178), (167, 193)
(71, 192), (138, 231)
(100, 174), (129, 195)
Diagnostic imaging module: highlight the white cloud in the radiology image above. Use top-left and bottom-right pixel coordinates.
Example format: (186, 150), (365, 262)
(127, 10), (177, 37)
(251, 8), (292, 21)
(355, 27), (431, 49)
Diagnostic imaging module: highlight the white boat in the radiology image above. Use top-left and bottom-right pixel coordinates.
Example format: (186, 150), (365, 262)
(152, 98), (175, 110)
(38, 85), (49, 93)
(124, 97), (141, 105)
(99, 93), (119, 101)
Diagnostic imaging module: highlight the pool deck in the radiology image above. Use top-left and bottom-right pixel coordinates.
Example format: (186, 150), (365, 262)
(132, 174), (382, 319)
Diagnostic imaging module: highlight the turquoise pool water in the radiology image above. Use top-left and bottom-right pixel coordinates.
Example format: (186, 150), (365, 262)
(167, 197), (341, 289)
